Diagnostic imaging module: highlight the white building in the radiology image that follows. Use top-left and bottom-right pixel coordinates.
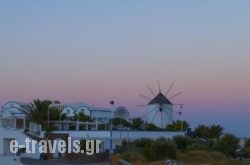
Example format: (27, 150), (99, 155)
(0, 101), (129, 131)
(50, 102), (129, 122)
(0, 101), (29, 130)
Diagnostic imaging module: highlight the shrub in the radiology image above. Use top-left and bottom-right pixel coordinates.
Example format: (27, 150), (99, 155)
(142, 143), (152, 161)
(213, 134), (239, 157)
(173, 135), (188, 150)
(151, 137), (177, 160)
(133, 138), (153, 148)
(243, 146), (250, 158)
(187, 143), (208, 151)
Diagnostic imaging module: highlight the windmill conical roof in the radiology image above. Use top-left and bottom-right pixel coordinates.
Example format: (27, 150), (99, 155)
(148, 92), (172, 105)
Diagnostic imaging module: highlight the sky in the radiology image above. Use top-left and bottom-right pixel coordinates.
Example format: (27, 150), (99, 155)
(0, 1), (250, 137)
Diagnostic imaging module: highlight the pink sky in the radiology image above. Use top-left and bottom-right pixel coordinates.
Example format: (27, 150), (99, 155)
(0, 1), (250, 137)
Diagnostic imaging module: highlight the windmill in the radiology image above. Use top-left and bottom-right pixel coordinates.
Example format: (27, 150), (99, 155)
(139, 81), (184, 129)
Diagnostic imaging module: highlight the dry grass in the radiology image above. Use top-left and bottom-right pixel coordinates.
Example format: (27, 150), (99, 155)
(117, 151), (250, 165)
(129, 159), (250, 165)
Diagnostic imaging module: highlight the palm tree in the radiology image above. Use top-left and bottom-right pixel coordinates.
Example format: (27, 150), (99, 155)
(209, 124), (224, 139)
(194, 124), (210, 138)
(130, 117), (144, 130)
(110, 117), (130, 129)
(194, 124), (224, 139)
(22, 99), (52, 127)
(165, 120), (189, 131)
(73, 112), (93, 122)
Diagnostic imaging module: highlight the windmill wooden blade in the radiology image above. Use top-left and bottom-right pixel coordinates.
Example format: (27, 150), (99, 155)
(136, 104), (147, 107)
(157, 80), (161, 93)
(151, 110), (159, 123)
(146, 84), (156, 96)
(141, 106), (158, 119)
(160, 110), (163, 128)
(139, 94), (151, 101)
(165, 83), (174, 96)
(169, 91), (182, 100)
(172, 104), (185, 106)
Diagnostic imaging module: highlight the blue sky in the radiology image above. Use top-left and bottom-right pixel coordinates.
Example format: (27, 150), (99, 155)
(0, 1), (250, 137)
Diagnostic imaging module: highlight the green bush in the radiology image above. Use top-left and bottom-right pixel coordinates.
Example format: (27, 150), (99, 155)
(133, 138), (153, 148)
(142, 143), (152, 161)
(151, 137), (177, 160)
(213, 134), (239, 157)
(187, 143), (208, 151)
(243, 146), (250, 158)
(173, 135), (188, 150)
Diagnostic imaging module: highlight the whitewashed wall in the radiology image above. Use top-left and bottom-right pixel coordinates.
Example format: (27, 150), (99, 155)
(0, 128), (40, 159)
(146, 104), (173, 128)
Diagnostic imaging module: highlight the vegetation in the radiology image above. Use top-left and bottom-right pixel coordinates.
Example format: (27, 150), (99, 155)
(73, 112), (93, 122)
(110, 117), (130, 130)
(21, 98), (249, 165)
(213, 134), (239, 157)
(165, 120), (189, 131)
(130, 117), (144, 130)
(22, 99), (51, 127)
(117, 123), (248, 165)
(144, 123), (162, 131)
(151, 137), (177, 160)
(195, 124), (224, 139)
(173, 135), (188, 150)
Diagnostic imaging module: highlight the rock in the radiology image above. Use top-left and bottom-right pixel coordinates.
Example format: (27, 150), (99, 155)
(165, 159), (183, 165)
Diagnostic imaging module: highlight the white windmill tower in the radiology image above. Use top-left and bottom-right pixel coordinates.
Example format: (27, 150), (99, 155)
(139, 81), (184, 129)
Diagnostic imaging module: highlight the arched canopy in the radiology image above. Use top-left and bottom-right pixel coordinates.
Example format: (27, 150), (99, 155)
(76, 107), (90, 116)
(61, 102), (90, 117)
(61, 107), (75, 117)
(114, 106), (129, 121)
(1, 101), (27, 118)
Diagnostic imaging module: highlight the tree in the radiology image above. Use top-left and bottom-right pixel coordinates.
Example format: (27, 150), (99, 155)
(209, 124), (224, 139)
(109, 117), (130, 129)
(194, 124), (224, 139)
(22, 99), (52, 127)
(133, 138), (153, 148)
(48, 107), (67, 121)
(244, 138), (250, 148)
(130, 117), (144, 130)
(73, 112), (92, 122)
(213, 134), (239, 157)
(195, 125), (210, 139)
(145, 123), (161, 131)
(165, 120), (189, 131)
